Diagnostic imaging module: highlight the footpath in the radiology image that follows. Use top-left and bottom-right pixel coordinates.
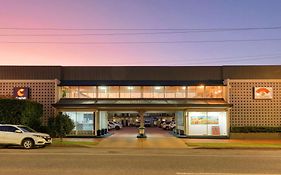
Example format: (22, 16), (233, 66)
(54, 127), (281, 149)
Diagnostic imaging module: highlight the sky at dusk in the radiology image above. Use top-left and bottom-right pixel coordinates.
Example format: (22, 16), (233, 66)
(1, 0), (281, 66)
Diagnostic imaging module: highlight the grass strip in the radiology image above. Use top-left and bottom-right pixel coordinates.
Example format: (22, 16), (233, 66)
(186, 142), (281, 149)
(51, 140), (98, 147)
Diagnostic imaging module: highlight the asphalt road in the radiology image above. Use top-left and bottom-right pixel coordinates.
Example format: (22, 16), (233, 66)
(0, 147), (281, 175)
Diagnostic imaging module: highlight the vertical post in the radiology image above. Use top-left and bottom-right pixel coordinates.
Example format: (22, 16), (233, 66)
(184, 110), (189, 136)
(137, 110), (147, 138)
(140, 111), (144, 128)
(94, 111), (100, 136)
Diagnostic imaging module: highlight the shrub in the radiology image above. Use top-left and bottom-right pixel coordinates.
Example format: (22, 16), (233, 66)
(0, 98), (43, 130)
(48, 113), (74, 139)
(231, 127), (281, 133)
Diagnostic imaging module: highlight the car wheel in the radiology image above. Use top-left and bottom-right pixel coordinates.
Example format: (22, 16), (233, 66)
(22, 139), (34, 149)
(115, 126), (120, 130)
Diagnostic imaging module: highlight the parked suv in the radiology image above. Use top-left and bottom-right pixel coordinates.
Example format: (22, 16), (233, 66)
(0, 124), (52, 149)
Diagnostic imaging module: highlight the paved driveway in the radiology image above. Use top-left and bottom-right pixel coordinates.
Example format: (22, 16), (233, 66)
(96, 127), (187, 148)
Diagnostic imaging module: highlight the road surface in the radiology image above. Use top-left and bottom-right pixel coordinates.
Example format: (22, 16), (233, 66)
(0, 147), (280, 175)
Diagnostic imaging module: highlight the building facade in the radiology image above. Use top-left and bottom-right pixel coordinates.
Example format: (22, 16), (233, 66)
(0, 66), (280, 138)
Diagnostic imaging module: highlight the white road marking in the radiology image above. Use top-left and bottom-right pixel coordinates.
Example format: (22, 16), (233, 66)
(176, 173), (281, 175)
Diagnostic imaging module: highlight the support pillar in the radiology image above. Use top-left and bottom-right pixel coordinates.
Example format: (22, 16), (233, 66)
(137, 110), (147, 138)
(94, 111), (101, 136)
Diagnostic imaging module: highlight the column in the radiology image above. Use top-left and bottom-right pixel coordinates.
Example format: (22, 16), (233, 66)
(94, 111), (101, 136)
(137, 110), (147, 138)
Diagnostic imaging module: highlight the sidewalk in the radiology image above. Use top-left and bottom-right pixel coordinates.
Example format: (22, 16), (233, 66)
(96, 127), (187, 148)
(57, 128), (281, 149)
(183, 138), (281, 149)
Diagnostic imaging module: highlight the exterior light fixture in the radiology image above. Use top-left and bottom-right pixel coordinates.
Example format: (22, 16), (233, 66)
(99, 86), (107, 90)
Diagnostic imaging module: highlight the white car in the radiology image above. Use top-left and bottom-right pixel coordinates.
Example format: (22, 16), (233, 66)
(162, 121), (176, 130)
(108, 121), (122, 130)
(0, 124), (52, 149)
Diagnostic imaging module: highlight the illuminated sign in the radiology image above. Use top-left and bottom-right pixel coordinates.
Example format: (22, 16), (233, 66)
(13, 87), (29, 100)
(254, 87), (273, 99)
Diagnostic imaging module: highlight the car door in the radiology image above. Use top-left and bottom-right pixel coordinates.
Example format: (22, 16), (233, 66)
(0, 126), (5, 144)
(0, 126), (20, 145)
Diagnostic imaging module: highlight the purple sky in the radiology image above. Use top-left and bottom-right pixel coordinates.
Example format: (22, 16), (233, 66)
(0, 0), (281, 66)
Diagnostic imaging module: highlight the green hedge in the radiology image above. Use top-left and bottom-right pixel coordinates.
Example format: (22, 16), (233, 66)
(0, 98), (43, 131)
(231, 127), (281, 133)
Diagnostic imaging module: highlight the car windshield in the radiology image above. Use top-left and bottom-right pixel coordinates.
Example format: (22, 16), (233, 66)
(18, 126), (36, 133)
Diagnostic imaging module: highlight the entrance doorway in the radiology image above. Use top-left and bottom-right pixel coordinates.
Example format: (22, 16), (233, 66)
(107, 111), (176, 137)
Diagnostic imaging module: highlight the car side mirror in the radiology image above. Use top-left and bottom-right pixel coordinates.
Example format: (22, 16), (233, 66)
(15, 130), (22, 133)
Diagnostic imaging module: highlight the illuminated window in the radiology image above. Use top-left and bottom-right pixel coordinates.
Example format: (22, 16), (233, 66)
(143, 86), (153, 98)
(61, 86), (78, 98)
(98, 86), (119, 98)
(143, 86), (164, 98)
(120, 86), (141, 98)
(78, 86), (96, 98)
(188, 111), (227, 136)
(188, 86), (204, 98)
(205, 86), (223, 98)
(165, 86), (186, 98)
(153, 86), (164, 98)
(64, 112), (94, 135)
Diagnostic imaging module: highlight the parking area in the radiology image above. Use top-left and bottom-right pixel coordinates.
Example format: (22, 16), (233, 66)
(97, 127), (187, 148)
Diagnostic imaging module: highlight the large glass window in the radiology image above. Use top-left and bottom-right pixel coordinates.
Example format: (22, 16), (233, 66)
(61, 86), (78, 98)
(165, 86), (186, 98)
(78, 86), (96, 98)
(143, 86), (153, 98)
(64, 112), (94, 135)
(187, 86), (204, 98)
(153, 86), (164, 98)
(205, 86), (223, 98)
(143, 86), (165, 98)
(98, 86), (119, 98)
(188, 111), (227, 136)
(59, 85), (225, 99)
(120, 86), (141, 98)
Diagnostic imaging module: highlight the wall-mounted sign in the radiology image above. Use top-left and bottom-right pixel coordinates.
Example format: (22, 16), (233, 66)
(13, 87), (29, 100)
(254, 87), (273, 99)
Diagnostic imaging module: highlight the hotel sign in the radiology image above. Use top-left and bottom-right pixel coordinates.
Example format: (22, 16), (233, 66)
(254, 87), (273, 99)
(13, 87), (29, 100)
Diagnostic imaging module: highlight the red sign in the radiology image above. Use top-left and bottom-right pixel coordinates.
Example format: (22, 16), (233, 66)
(211, 126), (220, 136)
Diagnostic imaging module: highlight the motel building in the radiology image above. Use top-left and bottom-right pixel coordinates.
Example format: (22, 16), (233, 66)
(0, 66), (280, 138)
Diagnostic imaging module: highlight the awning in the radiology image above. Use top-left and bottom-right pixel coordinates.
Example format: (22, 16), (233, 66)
(53, 98), (231, 110)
